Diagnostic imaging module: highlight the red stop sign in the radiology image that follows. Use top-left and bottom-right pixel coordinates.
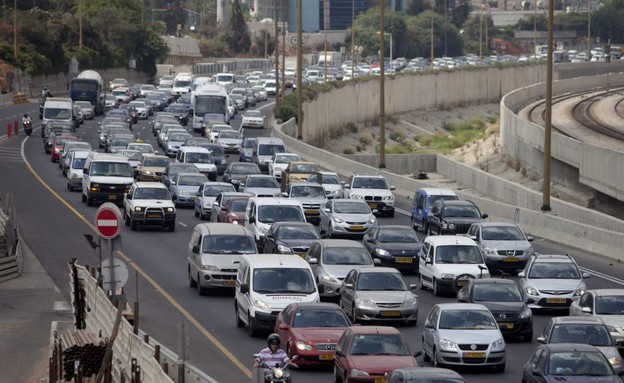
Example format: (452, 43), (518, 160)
(95, 204), (121, 240)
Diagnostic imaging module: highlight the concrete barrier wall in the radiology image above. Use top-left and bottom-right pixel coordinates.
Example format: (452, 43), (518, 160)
(501, 72), (624, 204)
(343, 154), (437, 173)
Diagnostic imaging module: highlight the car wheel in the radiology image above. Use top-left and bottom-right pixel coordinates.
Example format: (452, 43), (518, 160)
(333, 367), (344, 383)
(235, 303), (244, 328)
(86, 196), (94, 207)
(124, 211), (130, 226)
(432, 348), (443, 368)
(494, 363), (506, 373)
(130, 218), (137, 231)
(82, 193), (87, 203)
(168, 221), (176, 232)
(432, 279), (441, 296)
(248, 311), (260, 337)
(351, 303), (357, 323)
(188, 266), (197, 288)
(197, 274), (207, 295)
(419, 275), (427, 290)
(422, 338), (431, 362)
(522, 330), (533, 342)
(386, 209), (395, 218)
(327, 224), (333, 238)
(194, 209), (199, 218)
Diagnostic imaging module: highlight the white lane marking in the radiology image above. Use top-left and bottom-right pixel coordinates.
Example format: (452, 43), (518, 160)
(53, 301), (72, 311)
(580, 267), (624, 286)
(179, 222), (188, 227)
(257, 101), (276, 111)
(396, 207), (410, 216)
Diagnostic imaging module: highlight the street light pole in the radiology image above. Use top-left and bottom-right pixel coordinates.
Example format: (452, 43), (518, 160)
(264, 0), (268, 58)
(351, 0), (355, 76)
(79, 0), (83, 50)
(379, 0), (386, 169)
(296, 0), (303, 140)
(542, 0), (554, 212)
(587, 0), (591, 60)
(274, 0), (280, 111)
(430, 3), (434, 69)
(13, 0), (17, 59)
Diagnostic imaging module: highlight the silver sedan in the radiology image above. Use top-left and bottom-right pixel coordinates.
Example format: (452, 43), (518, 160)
(319, 199), (377, 238)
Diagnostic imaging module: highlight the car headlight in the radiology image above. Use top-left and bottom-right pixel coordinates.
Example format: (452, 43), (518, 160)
(491, 338), (505, 351)
(296, 340), (312, 351)
(483, 247), (497, 256)
(382, 195), (393, 201)
(375, 248), (391, 257)
(350, 369), (369, 377)
(258, 225), (269, 234)
(321, 273), (339, 284)
(351, 194), (364, 199)
(447, 223), (455, 230)
(403, 297), (418, 307)
(143, 170), (153, 175)
(439, 338), (458, 351)
(608, 356), (622, 367)
(526, 246), (535, 256)
(178, 190), (188, 196)
(201, 264), (219, 271)
(525, 286), (539, 296)
(134, 206), (144, 212)
(166, 207), (174, 213)
(332, 216), (345, 224)
(253, 298), (269, 310)
(519, 306), (533, 319)
(276, 244), (292, 253)
(573, 288), (585, 297)
(441, 273), (455, 279)
(368, 216), (377, 224)
(355, 298), (376, 308)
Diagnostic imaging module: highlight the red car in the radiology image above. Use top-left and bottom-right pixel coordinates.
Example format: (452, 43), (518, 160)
(50, 135), (77, 162)
(334, 326), (420, 383)
(219, 196), (250, 225)
(274, 302), (351, 366)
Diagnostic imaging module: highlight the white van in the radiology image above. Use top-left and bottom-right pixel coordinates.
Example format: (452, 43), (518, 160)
(81, 152), (134, 206)
(214, 73), (234, 87)
(172, 72), (194, 96)
(234, 254), (320, 336)
(245, 197), (305, 243)
(187, 223), (257, 295)
(252, 137), (285, 172)
(43, 97), (74, 128)
(176, 146), (218, 181)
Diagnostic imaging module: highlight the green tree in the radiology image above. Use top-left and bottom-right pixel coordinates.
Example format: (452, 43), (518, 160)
(229, 0), (251, 53)
(592, 0), (624, 44)
(515, 14), (548, 31)
(407, 0), (429, 15)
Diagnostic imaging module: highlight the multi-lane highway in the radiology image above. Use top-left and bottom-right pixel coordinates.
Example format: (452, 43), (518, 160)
(1, 96), (624, 383)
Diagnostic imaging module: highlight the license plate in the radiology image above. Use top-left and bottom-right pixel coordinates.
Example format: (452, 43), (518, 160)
(547, 298), (566, 303)
(319, 354), (334, 361)
(368, 203), (377, 209)
(296, 253), (306, 259)
(307, 210), (319, 215)
(350, 225), (365, 230)
(499, 322), (514, 329)
(108, 195), (117, 200)
(147, 214), (162, 218)
(395, 257), (413, 263)
(464, 352), (486, 358)
(456, 280), (468, 286)
(191, 197), (196, 201)
(374, 379), (387, 383)
(503, 257), (520, 262)
(224, 280), (236, 287)
(381, 311), (401, 317)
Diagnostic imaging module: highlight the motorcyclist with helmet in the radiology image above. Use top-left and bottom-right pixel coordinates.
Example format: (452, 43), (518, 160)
(41, 87), (53, 98)
(254, 333), (292, 382)
(22, 113), (32, 135)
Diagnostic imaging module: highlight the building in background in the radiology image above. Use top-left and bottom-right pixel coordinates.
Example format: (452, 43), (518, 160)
(319, 0), (368, 30)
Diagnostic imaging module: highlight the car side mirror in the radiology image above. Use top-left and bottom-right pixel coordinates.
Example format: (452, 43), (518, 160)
(581, 306), (592, 313)
(425, 257), (432, 265)
(526, 297), (535, 304)
(616, 338), (624, 347)
(324, 208), (330, 213)
(335, 349), (344, 357)
(373, 258), (382, 265)
(281, 192), (288, 197)
(518, 271), (526, 277)
(249, 216), (255, 224)
(482, 213), (489, 219)
(457, 294), (468, 303)
(343, 283), (354, 290)
(527, 235), (534, 242)
(171, 195), (176, 201)
(308, 257), (318, 265)
(582, 272), (591, 279)
(240, 283), (249, 294)
(126, 193), (132, 200)
(279, 323), (290, 330)
(390, 185), (396, 191)
(212, 201), (219, 206)
(192, 245), (200, 254)
(424, 322), (434, 329)
(408, 283), (417, 290)
(344, 185), (351, 189)
(470, 235), (478, 241)
(531, 368), (543, 377)
(413, 351), (422, 357)
(83, 169), (89, 175)
(365, 237), (374, 243)
(536, 336), (546, 344)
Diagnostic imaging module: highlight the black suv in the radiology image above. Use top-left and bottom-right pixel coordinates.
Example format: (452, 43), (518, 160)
(426, 200), (487, 235)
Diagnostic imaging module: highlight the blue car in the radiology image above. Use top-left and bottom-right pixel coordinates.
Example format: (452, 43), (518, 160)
(204, 143), (228, 175)
(410, 188), (458, 232)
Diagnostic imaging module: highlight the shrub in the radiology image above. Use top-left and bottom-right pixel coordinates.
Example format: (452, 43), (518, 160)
(389, 130), (404, 143)
(358, 133), (373, 145)
(345, 122), (358, 133)
(419, 135), (433, 146)
(343, 148), (355, 154)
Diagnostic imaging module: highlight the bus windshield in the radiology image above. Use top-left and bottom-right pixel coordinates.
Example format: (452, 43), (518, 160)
(194, 95), (227, 117)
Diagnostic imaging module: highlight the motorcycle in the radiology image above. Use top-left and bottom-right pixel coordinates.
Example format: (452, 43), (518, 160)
(253, 354), (298, 383)
(23, 119), (33, 136)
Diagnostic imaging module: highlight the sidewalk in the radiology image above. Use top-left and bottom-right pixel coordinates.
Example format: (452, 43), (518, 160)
(0, 241), (73, 382)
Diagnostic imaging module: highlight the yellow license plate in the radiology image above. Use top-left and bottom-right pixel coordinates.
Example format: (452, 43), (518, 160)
(296, 253), (306, 259)
(456, 280), (468, 286)
(374, 379), (387, 383)
(108, 195), (117, 200)
(503, 257), (520, 262)
(464, 352), (486, 358)
(381, 311), (401, 317)
(350, 225), (365, 230)
(147, 214), (162, 218)
(547, 298), (566, 303)
(191, 197), (196, 201)
(395, 257), (413, 263)
(224, 280), (236, 287)
(319, 354), (334, 361)
(368, 203), (377, 209)
(500, 322), (514, 329)
(307, 210), (319, 215)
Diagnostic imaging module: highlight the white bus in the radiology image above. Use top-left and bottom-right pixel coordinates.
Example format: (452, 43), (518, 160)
(191, 83), (230, 133)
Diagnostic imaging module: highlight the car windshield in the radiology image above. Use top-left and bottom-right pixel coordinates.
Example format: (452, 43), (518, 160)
(231, 164), (260, 174)
(482, 226), (525, 240)
(356, 272), (406, 291)
(91, 162), (132, 177)
(206, 146), (224, 156)
(275, 154), (300, 164)
(258, 206), (303, 223)
(334, 201), (370, 214)
(321, 175), (341, 184)
(258, 144), (285, 156)
(120, 151), (142, 161)
(204, 185), (236, 197)
(438, 309), (498, 330)
(425, 195), (459, 208)
(186, 153), (213, 164)
(324, 247), (371, 265)
(435, 245), (484, 264)
(229, 199), (249, 212)
(134, 188), (170, 200)
(276, 226), (319, 240)
(377, 228), (419, 243)
(169, 134), (190, 142)
(352, 177), (389, 189)
(170, 165), (199, 175)
(550, 324), (612, 346)
(595, 296), (624, 315)
(548, 351), (613, 376)
(245, 111), (262, 118)
(247, 177), (279, 188)
(442, 205), (481, 218)
(111, 138), (134, 146)
(348, 334), (410, 356)
(72, 158), (86, 169)
(291, 186), (325, 197)
(201, 235), (255, 254)
(128, 145), (153, 154)
(143, 157), (170, 167)
(292, 309), (350, 328)
(177, 175), (206, 186)
(291, 164), (319, 173)
(472, 283), (523, 302)
(218, 131), (241, 139)
(528, 263), (580, 279)
(253, 268), (316, 294)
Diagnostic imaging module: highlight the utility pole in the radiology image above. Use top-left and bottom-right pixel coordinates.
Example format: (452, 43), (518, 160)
(274, 0), (280, 111)
(264, 0), (268, 58)
(379, 0), (386, 169)
(13, 0), (17, 59)
(296, 0), (303, 140)
(351, 0), (355, 76)
(430, 3), (434, 69)
(542, 0), (554, 212)
(281, 0), (285, 99)
(79, 0), (83, 50)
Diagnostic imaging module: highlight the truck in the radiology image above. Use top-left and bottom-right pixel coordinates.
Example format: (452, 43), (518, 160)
(70, 70), (105, 116)
(316, 51), (343, 69)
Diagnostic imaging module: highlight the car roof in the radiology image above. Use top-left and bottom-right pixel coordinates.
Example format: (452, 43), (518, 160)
(242, 253), (309, 268)
(531, 254), (576, 263)
(438, 200), (476, 207)
(589, 289), (624, 297)
(356, 267), (402, 274)
(392, 367), (464, 380)
(353, 174), (386, 179)
(541, 343), (601, 352)
(271, 221), (314, 228)
(315, 239), (366, 248)
(425, 235), (478, 246)
(417, 188), (458, 196)
(194, 223), (251, 236)
(435, 302), (490, 311)
(377, 225), (416, 231)
(134, 182), (167, 189)
(470, 278), (518, 286)
(250, 197), (301, 206)
(289, 302), (343, 311)
(477, 222), (520, 228)
(551, 316), (605, 324)
(348, 325), (401, 335)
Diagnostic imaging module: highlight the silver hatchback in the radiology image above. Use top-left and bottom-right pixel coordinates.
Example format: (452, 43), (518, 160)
(467, 222), (534, 274)
(319, 199), (377, 238)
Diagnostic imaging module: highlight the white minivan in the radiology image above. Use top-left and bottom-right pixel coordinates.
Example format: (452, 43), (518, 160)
(245, 197), (306, 244)
(234, 254), (320, 336)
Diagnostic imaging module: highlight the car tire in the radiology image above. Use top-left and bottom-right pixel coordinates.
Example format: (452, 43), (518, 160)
(130, 218), (137, 231)
(124, 211), (130, 226)
(82, 193), (87, 203)
(422, 339), (431, 362)
(188, 266), (197, 288)
(194, 209), (199, 218)
(197, 274), (207, 296)
(351, 303), (357, 323)
(87, 196), (94, 207)
(418, 275), (427, 290)
(386, 209), (395, 218)
(432, 348), (443, 368)
(407, 319), (417, 327)
(522, 331), (533, 342)
(327, 224), (333, 238)
(168, 221), (176, 232)
(248, 312), (260, 337)
(494, 363), (506, 373)
(432, 279), (441, 296)
(333, 368), (344, 383)
(235, 304), (245, 328)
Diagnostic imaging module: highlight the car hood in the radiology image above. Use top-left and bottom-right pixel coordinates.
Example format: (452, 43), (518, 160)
(277, 239), (317, 250)
(528, 278), (584, 291)
(132, 199), (175, 208)
(349, 188), (392, 197)
(346, 355), (417, 374)
(218, 138), (242, 145)
(481, 239), (530, 250)
(200, 253), (243, 269)
(289, 327), (347, 343)
(377, 242), (422, 255)
(324, 264), (371, 279)
(333, 213), (373, 222)
(356, 290), (415, 303)
(272, 163), (289, 171)
(174, 185), (200, 194)
(92, 176), (133, 184)
(595, 315), (624, 329)
(140, 166), (166, 173)
(245, 187), (281, 197)
(194, 163), (217, 172)
(292, 197), (326, 205)
(477, 301), (527, 315)
(437, 328), (502, 343)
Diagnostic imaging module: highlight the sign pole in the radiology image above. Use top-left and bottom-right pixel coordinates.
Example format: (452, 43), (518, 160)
(108, 238), (116, 302)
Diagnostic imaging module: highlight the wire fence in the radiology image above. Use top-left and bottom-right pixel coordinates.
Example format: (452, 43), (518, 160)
(0, 192), (23, 283)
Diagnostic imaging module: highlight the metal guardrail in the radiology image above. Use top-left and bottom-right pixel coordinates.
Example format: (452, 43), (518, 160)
(0, 192), (23, 283)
